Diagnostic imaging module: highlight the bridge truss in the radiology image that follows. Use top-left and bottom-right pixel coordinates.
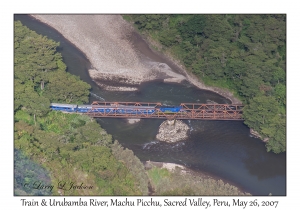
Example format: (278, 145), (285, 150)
(84, 101), (244, 120)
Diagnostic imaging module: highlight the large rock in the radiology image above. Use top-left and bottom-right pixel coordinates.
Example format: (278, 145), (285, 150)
(250, 128), (269, 142)
(156, 120), (189, 143)
(127, 119), (141, 124)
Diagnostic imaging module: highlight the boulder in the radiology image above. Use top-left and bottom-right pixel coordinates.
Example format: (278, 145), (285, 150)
(156, 120), (189, 143)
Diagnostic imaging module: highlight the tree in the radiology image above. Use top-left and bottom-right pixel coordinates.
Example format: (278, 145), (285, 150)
(132, 15), (167, 31)
(178, 15), (206, 42)
(14, 21), (60, 90)
(272, 67), (286, 85)
(14, 79), (26, 112)
(203, 15), (233, 41)
(243, 96), (285, 153)
(193, 35), (202, 48)
(129, 14), (286, 153)
(45, 71), (90, 103)
(225, 59), (247, 81)
(74, 121), (112, 146)
(159, 29), (177, 47)
(261, 115), (286, 154)
(21, 86), (50, 123)
(274, 83), (286, 106)
(243, 96), (279, 129)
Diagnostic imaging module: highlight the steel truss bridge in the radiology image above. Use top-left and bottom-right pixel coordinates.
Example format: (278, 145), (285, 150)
(84, 101), (244, 120)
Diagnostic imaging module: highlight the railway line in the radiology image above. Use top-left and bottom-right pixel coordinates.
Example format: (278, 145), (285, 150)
(50, 101), (244, 120)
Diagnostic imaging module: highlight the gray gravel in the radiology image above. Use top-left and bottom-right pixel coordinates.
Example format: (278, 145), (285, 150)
(32, 14), (241, 103)
(32, 15), (185, 91)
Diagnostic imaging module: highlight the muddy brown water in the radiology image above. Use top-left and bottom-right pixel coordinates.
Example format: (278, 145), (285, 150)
(15, 15), (286, 195)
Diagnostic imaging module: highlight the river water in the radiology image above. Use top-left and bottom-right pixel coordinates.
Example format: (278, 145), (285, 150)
(15, 15), (286, 196)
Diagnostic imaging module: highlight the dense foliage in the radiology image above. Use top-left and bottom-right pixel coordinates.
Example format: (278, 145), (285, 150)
(13, 19), (259, 196)
(14, 20), (90, 116)
(111, 141), (149, 195)
(14, 21), (143, 195)
(14, 111), (142, 195)
(127, 14), (286, 153)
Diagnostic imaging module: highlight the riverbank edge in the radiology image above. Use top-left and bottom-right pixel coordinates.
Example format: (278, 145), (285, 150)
(28, 15), (261, 134)
(29, 15), (187, 92)
(125, 20), (242, 104)
(30, 15), (241, 104)
(123, 17), (272, 144)
(142, 160), (250, 195)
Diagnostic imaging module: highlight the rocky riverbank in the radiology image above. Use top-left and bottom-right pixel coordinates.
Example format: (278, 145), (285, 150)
(31, 15), (186, 91)
(144, 160), (186, 174)
(156, 120), (189, 142)
(31, 15), (241, 104)
(143, 160), (250, 195)
(250, 128), (269, 142)
(139, 30), (243, 104)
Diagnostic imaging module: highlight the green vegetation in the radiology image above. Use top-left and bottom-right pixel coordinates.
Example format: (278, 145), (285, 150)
(147, 166), (250, 196)
(13, 19), (255, 196)
(14, 20), (90, 107)
(147, 166), (171, 186)
(127, 14), (286, 153)
(111, 141), (149, 195)
(14, 113), (141, 195)
(14, 21), (143, 195)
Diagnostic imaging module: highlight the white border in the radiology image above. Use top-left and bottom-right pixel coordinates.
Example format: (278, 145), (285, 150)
(3, 0), (297, 209)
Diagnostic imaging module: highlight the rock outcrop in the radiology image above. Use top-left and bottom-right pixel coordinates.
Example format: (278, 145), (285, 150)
(156, 120), (189, 143)
(127, 119), (141, 124)
(250, 128), (269, 142)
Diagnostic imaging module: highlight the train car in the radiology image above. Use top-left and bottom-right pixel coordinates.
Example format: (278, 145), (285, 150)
(123, 108), (155, 115)
(77, 105), (94, 113)
(93, 107), (114, 113)
(108, 106), (155, 115)
(50, 103), (77, 112)
(159, 106), (182, 113)
(76, 105), (157, 115)
(50, 103), (182, 114)
(77, 105), (114, 113)
(115, 105), (156, 115)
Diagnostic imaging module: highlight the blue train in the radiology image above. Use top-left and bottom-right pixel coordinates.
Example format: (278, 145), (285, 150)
(50, 103), (182, 114)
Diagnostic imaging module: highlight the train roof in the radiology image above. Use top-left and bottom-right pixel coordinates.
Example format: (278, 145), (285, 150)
(160, 106), (182, 108)
(50, 103), (77, 108)
(50, 103), (157, 109)
(77, 105), (93, 108)
(91, 105), (156, 109)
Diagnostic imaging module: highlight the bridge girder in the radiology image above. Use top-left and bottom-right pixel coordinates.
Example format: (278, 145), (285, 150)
(84, 102), (244, 120)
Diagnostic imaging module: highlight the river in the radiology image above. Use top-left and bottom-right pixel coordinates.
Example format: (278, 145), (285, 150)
(14, 14), (286, 196)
